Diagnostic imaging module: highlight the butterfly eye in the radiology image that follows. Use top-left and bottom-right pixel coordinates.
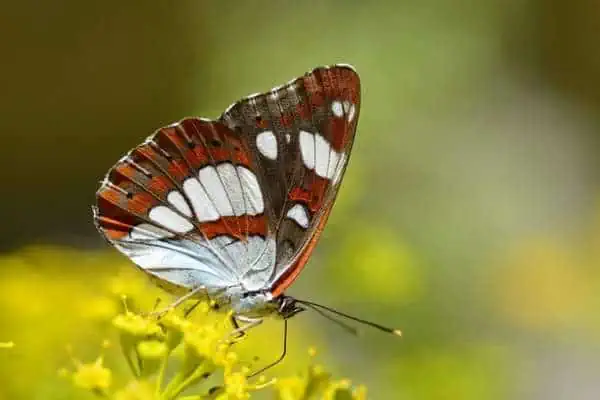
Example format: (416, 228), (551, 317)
(210, 139), (222, 147)
(125, 192), (133, 199)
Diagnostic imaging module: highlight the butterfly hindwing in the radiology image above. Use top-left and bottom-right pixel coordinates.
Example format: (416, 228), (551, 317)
(94, 118), (277, 293)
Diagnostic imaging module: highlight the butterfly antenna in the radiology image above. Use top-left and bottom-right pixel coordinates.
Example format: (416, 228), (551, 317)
(295, 299), (402, 337)
(299, 302), (359, 335)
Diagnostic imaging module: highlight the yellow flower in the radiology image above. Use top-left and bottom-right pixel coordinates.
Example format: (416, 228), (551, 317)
(275, 376), (305, 400)
(137, 340), (169, 376)
(274, 362), (332, 399)
(0, 246), (368, 399)
(323, 379), (367, 400)
(137, 340), (168, 359)
(214, 356), (274, 400)
(222, 371), (251, 399)
(160, 311), (193, 350)
(71, 356), (112, 394)
(114, 380), (158, 400)
(183, 316), (229, 363)
(112, 311), (164, 339)
(113, 311), (166, 377)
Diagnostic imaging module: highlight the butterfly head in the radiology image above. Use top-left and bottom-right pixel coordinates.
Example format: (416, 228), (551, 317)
(274, 295), (305, 319)
(230, 290), (304, 320)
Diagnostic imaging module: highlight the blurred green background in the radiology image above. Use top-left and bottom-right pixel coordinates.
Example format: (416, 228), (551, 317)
(2, 0), (600, 398)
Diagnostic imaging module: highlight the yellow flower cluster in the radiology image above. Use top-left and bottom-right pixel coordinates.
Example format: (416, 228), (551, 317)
(61, 299), (366, 400)
(0, 246), (367, 399)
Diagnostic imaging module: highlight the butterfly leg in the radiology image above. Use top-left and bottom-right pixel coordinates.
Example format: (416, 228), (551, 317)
(230, 316), (244, 339)
(147, 286), (209, 317)
(183, 299), (203, 318)
(184, 286), (223, 317)
(228, 316), (262, 341)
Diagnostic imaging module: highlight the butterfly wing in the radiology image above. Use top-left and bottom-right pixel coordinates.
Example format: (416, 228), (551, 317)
(94, 64), (360, 299)
(94, 118), (278, 294)
(220, 65), (360, 296)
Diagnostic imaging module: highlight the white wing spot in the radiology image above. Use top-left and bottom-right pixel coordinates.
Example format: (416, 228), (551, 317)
(167, 191), (192, 217)
(256, 130), (278, 160)
(314, 133), (331, 178)
(299, 130), (315, 170)
(346, 102), (356, 122)
(237, 166), (264, 215)
(327, 148), (341, 179)
(285, 133), (291, 143)
(331, 100), (344, 117)
(129, 223), (174, 240)
(333, 152), (347, 185)
(332, 100), (356, 121)
(286, 204), (310, 228)
(300, 131), (340, 180)
(149, 206), (194, 233)
(217, 163), (245, 216)
(183, 178), (220, 221)
(199, 166), (235, 216)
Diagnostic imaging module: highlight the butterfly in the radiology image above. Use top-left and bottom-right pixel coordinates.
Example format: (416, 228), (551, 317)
(93, 64), (399, 371)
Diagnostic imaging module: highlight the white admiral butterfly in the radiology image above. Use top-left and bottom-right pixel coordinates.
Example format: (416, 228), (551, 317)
(94, 64), (399, 372)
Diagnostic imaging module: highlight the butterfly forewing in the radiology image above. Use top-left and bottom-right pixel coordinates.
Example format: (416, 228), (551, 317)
(220, 65), (360, 295)
(94, 64), (360, 300)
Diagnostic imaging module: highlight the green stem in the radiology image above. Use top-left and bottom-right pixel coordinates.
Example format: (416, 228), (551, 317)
(121, 345), (140, 378)
(155, 352), (170, 395)
(162, 369), (188, 400)
(135, 347), (143, 378)
(166, 365), (212, 400)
